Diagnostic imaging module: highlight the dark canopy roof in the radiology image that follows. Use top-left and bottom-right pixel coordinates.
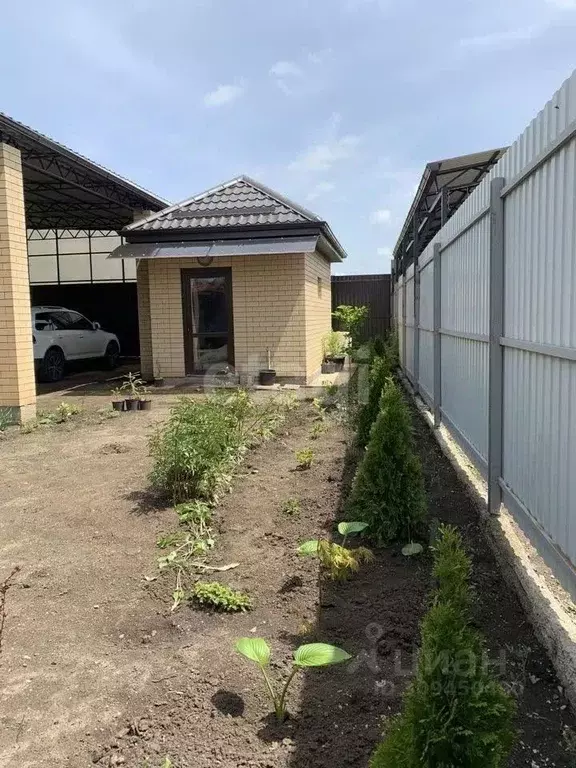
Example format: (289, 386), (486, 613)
(392, 148), (506, 274)
(0, 113), (166, 231)
(121, 176), (347, 262)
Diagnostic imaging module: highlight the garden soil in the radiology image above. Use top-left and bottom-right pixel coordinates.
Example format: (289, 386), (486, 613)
(0, 394), (574, 767)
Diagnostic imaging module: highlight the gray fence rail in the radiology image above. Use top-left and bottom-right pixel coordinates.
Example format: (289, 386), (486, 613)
(394, 69), (576, 600)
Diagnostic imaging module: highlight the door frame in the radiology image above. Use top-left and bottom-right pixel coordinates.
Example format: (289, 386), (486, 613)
(180, 267), (235, 375)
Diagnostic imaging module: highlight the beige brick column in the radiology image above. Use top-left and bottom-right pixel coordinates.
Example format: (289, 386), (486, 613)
(136, 259), (153, 380)
(0, 143), (36, 423)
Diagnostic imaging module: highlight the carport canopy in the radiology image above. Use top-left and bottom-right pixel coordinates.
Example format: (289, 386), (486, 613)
(0, 113), (166, 422)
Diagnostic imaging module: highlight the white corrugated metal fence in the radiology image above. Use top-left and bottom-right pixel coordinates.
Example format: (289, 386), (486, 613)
(394, 69), (576, 599)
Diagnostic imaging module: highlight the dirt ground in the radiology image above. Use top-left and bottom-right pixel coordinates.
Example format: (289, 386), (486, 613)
(0, 390), (574, 767)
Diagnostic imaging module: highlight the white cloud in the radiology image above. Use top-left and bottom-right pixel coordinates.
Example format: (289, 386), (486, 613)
(290, 135), (361, 172)
(269, 60), (303, 78)
(306, 181), (335, 201)
(377, 246), (392, 257)
(370, 208), (392, 224)
(203, 83), (245, 107)
(458, 25), (544, 49)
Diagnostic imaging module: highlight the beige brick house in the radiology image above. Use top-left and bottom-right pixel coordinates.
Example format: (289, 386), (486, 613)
(114, 177), (347, 384)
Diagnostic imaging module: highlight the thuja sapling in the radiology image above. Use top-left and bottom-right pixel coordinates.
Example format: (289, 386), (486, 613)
(235, 637), (351, 722)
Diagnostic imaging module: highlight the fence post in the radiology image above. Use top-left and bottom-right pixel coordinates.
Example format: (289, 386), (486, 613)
(432, 242), (442, 426)
(488, 177), (505, 515)
(401, 278), (407, 371)
(413, 270), (420, 394)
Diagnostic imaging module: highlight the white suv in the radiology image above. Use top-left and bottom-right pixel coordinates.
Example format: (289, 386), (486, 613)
(32, 306), (121, 382)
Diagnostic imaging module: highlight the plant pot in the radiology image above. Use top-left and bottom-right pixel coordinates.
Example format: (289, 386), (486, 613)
(326, 355), (346, 372)
(138, 399), (152, 411)
(321, 361), (336, 374)
(259, 369), (276, 386)
(125, 398), (140, 411)
(154, 378), (165, 387)
(111, 399), (125, 412)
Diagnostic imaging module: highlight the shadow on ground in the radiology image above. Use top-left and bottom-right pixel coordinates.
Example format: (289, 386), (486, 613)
(283, 401), (576, 768)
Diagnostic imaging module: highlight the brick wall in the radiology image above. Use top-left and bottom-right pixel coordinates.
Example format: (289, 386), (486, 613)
(304, 252), (332, 382)
(0, 144), (36, 420)
(140, 251), (333, 382)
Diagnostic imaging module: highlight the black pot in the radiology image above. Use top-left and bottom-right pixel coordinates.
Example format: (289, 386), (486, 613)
(138, 399), (152, 411)
(154, 378), (165, 387)
(259, 369), (276, 386)
(112, 400), (125, 412)
(326, 355), (345, 372)
(321, 361), (336, 374)
(125, 398), (140, 411)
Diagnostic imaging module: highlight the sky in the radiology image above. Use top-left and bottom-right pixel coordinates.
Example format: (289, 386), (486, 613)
(1, 0), (576, 275)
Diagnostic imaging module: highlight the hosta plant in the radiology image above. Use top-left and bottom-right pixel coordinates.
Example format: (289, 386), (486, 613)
(298, 521), (373, 580)
(235, 637), (351, 722)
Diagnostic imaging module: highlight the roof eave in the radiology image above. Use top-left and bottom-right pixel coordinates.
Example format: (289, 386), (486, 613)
(123, 220), (347, 263)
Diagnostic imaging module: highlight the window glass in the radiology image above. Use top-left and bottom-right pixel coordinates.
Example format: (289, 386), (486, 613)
(67, 312), (94, 331)
(48, 311), (73, 329)
(34, 312), (56, 331)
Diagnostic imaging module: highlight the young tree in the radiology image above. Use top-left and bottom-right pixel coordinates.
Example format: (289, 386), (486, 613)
(371, 526), (516, 768)
(348, 379), (426, 545)
(357, 355), (390, 448)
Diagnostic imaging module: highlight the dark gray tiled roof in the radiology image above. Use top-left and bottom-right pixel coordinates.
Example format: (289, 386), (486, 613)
(125, 176), (322, 232)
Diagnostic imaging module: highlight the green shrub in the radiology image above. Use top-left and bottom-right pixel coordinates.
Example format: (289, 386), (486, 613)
(332, 304), (368, 350)
(190, 581), (252, 612)
(384, 327), (400, 370)
(372, 336), (386, 358)
(149, 390), (294, 503)
(357, 355), (390, 448)
(370, 526), (516, 768)
(348, 379), (426, 545)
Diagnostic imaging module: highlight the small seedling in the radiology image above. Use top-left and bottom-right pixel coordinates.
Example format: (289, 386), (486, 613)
(191, 581), (252, 612)
(310, 422), (325, 440)
(235, 637), (351, 722)
(281, 498), (302, 517)
(295, 448), (314, 470)
(298, 521), (373, 580)
(121, 371), (148, 399)
(37, 402), (82, 426)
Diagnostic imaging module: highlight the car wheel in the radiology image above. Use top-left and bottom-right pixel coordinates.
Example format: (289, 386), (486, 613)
(105, 341), (120, 370)
(40, 347), (65, 382)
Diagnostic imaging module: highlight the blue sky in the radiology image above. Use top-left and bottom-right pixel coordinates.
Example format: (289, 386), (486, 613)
(1, 0), (576, 274)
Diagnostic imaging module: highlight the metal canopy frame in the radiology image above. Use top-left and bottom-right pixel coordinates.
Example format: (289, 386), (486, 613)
(392, 148), (506, 277)
(0, 113), (166, 231)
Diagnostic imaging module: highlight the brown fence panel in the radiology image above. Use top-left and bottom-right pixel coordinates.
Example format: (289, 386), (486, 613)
(331, 273), (391, 341)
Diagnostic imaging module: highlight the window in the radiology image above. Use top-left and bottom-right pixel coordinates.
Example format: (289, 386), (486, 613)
(34, 312), (57, 331)
(317, 277), (323, 298)
(67, 312), (95, 331)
